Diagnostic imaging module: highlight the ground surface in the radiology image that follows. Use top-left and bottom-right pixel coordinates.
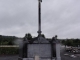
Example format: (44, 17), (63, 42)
(0, 55), (18, 60)
(61, 52), (80, 60)
(0, 52), (80, 60)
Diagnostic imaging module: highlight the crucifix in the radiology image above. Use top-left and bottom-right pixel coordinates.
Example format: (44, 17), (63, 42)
(37, 0), (42, 37)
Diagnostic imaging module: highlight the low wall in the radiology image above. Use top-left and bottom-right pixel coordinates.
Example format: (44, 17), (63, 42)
(0, 46), (19, 55)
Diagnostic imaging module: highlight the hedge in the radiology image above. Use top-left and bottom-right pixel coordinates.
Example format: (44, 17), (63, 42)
(0, 47), (19, 55)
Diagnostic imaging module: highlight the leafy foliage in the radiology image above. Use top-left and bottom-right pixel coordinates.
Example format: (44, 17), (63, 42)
(61, 39), (80, 47)
(0, 35), (17, 45)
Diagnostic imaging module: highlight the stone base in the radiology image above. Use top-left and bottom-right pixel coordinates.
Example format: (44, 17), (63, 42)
(56, 57), (61, 60)
(18, 57), (23, 60)
(22, 58), (55, 60)
(23, 58), (33, 60)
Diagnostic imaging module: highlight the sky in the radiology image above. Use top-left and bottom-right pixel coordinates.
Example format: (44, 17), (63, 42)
(0, 0), (80, 39)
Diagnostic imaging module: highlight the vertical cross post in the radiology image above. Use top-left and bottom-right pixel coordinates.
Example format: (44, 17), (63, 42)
(37, 0), (42, 37)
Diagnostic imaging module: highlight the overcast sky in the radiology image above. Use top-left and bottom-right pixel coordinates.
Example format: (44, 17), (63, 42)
(0, 0), (80, 39)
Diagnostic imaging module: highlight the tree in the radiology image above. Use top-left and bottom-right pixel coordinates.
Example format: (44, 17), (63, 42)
(62, 40), (66, 45)
(73, 39), (80, 46)
(8, 41), (13, 45)
(41, 34), (45, 38)
(25, 33), (32, 40)
(66, 40), (73, 46)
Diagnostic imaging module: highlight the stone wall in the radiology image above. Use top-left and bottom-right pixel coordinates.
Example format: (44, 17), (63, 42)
(27, 44), (51, 58)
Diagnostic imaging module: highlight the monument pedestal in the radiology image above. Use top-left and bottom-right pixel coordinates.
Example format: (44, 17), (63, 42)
(56, 43), (61, 60)
(18, 57), (23, 60)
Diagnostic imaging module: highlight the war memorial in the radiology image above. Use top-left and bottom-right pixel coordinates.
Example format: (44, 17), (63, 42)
(18, 0), (61, 60)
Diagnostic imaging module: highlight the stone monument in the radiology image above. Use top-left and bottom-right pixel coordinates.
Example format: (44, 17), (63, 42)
(18, 0), (61, 60)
